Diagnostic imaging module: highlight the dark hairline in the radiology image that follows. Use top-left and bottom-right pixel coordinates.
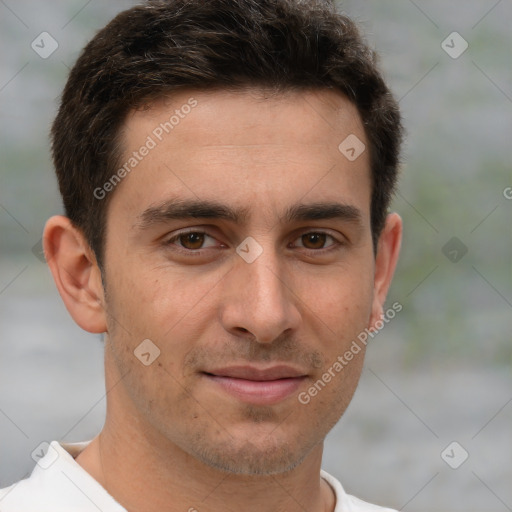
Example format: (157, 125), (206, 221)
(51, 0), (402, 268)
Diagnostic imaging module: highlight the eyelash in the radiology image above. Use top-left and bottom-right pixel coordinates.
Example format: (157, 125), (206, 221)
(164, 229), (342, 256)
(165, 230), (221, 256)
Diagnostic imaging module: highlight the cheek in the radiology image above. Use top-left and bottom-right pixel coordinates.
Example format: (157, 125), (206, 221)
(106, 257), (223, 338)
(103, 261), (226, 398)
(298, 265), (374, 339)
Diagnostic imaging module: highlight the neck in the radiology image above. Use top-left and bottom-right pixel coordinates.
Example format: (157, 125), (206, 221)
(77, 427), (334, 512)
(75, 353), (336, 512)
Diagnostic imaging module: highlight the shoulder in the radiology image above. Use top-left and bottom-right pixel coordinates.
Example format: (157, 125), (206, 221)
(0, 440), (126, 512)
(321, 469), (398, 512)
(0, 471), (58, 511)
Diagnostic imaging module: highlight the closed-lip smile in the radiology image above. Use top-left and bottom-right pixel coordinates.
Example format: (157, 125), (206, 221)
(202, 365), (307, 405)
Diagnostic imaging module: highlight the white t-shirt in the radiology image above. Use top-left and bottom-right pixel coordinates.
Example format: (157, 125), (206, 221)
(0, 441), (397, 511)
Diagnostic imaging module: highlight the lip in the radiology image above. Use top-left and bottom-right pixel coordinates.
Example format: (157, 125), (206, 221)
(203, 365), (307, 405)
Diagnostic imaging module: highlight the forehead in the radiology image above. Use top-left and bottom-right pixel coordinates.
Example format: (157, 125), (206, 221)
(111, 88), (371, 227)
(126, 87), (365, 147)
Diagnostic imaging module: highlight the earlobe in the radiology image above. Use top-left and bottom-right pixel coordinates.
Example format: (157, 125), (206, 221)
(43, 215), (107, 334)
(369, 213), (402, 328)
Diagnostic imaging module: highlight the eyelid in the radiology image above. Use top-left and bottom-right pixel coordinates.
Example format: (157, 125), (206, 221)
(164, 227), (345, 254)
(166, 228), (220, 249)
(290, 230), (342, 250)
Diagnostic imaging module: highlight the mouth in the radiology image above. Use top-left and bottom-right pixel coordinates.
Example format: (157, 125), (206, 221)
(202, 365), (308, 405)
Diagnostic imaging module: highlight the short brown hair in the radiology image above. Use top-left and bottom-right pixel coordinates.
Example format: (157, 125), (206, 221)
(51, 0), (402, 267)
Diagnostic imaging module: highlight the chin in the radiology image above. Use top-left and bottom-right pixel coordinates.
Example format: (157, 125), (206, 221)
(194, 439), (310, 475)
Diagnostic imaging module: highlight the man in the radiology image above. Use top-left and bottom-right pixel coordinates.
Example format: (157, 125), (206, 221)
(0, 0), (403, 510)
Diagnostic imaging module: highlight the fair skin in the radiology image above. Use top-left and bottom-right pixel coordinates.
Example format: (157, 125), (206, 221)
(44, 88), (401, 512)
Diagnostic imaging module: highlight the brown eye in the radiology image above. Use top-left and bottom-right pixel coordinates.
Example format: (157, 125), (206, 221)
(301, 233), (327, 249)
(178, 232), (205, 250)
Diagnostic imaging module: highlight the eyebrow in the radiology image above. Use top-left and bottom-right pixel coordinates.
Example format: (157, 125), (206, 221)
(134, 198), (250, 231)
(282, 202), (362, 224)
(134, 197), (362, 231)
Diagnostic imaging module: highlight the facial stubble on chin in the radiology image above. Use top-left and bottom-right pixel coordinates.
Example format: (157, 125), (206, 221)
(185, 413), (313, 476)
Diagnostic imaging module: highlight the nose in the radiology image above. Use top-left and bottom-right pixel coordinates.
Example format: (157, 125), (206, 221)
(219, 243), (301, 344)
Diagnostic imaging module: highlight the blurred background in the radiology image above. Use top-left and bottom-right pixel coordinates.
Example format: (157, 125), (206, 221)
(0, 1), (510, 510)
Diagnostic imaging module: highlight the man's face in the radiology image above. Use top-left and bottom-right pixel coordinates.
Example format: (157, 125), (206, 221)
(102, 89), (380, 475)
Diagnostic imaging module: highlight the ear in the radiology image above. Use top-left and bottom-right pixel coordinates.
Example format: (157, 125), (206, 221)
(369, 212), (402, 329)
(43, 215), (107, 333)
